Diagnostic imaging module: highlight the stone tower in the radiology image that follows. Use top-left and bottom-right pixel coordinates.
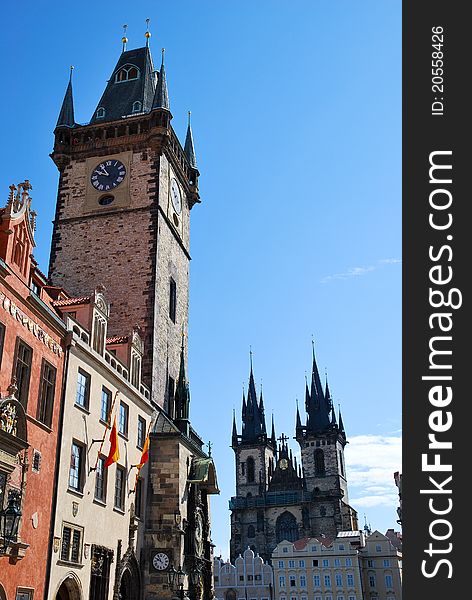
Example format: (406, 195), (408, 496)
(49, 41), (199, 406)
(229, 347), (358, 562)
(295, 346), (358, 537)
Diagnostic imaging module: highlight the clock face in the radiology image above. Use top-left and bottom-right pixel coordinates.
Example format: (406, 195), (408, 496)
(152, 551), (170, 571)
(279, 458), (289, 470)
(91, 159), (127, 192)
(170, 178), (182, 215)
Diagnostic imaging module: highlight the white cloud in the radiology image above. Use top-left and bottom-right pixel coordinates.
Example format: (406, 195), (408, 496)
(350, 494), (399, 509)
(344, 435), (402, 513)
(321, 258), (401, 283)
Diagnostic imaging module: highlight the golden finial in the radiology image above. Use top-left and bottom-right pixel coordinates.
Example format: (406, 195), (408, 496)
(145, 18), (151, 46)
(122, 24), (128, 52)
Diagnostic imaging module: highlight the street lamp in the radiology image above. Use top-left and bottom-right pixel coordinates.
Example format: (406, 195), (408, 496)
(168, 565), (188, 600)
(0, 489), (22, 550)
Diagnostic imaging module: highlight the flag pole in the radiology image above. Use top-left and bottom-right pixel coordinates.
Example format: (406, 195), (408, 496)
(130, 411), (157, 493)
(91, 390), (120, 472)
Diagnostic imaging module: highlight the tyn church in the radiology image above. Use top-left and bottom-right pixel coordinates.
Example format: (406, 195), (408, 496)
(230, 348), (358, 562)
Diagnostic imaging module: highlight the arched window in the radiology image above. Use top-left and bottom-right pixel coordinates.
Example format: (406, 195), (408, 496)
(314, 449), (326, 476)
(247, 456), (255, 483)
(115, 65), (140, 83)
(132, 101), (142, 113)
(276, 511), (298, 543)
(96, 107), (105, 118)
(247, 525), (256, 538)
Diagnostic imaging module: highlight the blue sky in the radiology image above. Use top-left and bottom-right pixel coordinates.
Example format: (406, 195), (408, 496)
(0, 1), (401, 555)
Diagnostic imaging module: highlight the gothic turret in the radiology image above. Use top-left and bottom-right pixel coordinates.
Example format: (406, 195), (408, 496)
(152, 48), (169, 110)
(232, 410), (238, 447)
(184, 111), (197, 168)
(241, 359), (267, 443)
(56, 69), (75, 128)
(174, 340), (190, 434)
(305, 345), (331, 433)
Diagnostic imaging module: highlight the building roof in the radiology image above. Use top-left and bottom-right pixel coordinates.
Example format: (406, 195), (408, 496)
(106, 335), (129, 345)
(56, 72), (75, 128)
(52, 296), (91, 307)
(90, 46), (157, 124)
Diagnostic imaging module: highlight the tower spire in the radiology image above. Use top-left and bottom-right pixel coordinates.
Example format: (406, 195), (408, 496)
(122, 24), (128, 53)
(184, 111), (198, 169)
(174, 337), (190, 432)
(306, 342), (331, 432)
(338, 406), (346, 439)
(296, 399), (302, 429)
(56, 67), (75, 129)
(271, 412), (277, 447)
(232, 409), (238, 447)
(145, 18), (151, 47)
(152, 48), (170, 110)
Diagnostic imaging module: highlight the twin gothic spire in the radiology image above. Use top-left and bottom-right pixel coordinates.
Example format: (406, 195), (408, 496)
(233, 344), (346, 448)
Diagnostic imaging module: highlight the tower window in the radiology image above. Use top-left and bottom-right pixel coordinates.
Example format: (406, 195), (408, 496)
(115, 65), (140, 83)
(169, 277), (177, 323)
(314, 449), (326, 476)
(96, 107), (105, 118)
(247, 456), (255, 483)
(276, 511), (298, 543)
(132, 101), (142, 113)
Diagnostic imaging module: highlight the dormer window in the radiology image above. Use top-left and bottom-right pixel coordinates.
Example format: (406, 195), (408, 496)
(96, 107), (105, 119)
(115, 65), (139, 83)
(132, 101), (142, 113)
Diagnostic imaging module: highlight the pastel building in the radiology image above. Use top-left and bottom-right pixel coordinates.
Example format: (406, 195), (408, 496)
(272, 534), (364, 600)
(214, 548), (274, 600)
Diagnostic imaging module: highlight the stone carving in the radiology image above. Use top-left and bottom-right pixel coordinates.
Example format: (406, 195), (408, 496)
(0, 402), (18, 436)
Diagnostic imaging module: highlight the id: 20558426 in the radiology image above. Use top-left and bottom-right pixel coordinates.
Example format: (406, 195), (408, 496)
(431, 26), (445, 116)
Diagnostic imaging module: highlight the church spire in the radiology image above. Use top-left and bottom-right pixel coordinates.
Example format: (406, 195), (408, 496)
(241, 353), (267, 443)
(305, 342), (331, 433)
(232, 409), (238, 447)
(296, 400), (302, 430)
(174, 337), (190, 432)
(259, 388), (267, 435)
(184, 111), (198, 169)
(56, 67), (75, 128)
(339, 408), (346, 439)
(153, 48), (170, 110)
(271, 413), (277, 447)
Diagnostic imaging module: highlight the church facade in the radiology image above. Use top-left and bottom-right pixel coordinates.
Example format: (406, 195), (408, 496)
(230, 349), (358, 562)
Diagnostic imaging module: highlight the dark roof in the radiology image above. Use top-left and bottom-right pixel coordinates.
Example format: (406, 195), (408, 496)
(56, 76), (75, 128)
(152, 50), (169, 110)
(184, 120), (197, 168)
(90, 46), (157, 124)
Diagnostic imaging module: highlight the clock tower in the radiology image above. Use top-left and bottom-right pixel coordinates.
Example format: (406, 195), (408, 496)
(49, 39), (199, 408)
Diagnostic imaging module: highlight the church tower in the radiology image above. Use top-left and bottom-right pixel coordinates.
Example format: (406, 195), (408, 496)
(49, 35), (199, 407)
(295, 345), (358, 537)
(229, 345), (358, 562)
(230, 360), (277, 560)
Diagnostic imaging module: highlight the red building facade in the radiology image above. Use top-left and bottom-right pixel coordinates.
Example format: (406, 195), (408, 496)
(0, 182), (66, 600)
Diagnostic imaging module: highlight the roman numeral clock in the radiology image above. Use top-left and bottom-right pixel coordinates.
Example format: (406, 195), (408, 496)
(84, 152), (132, 212)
